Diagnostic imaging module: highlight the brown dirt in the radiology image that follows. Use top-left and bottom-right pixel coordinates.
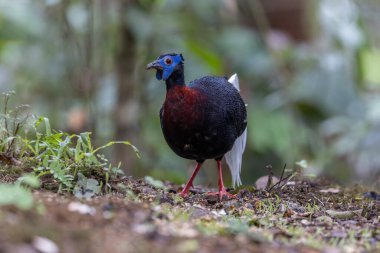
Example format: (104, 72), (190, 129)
(0, 176), (379, 253)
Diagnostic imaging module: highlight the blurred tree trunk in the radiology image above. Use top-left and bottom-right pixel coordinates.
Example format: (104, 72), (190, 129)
(238, 0), (309, 41)
(113, 0), (140, 169)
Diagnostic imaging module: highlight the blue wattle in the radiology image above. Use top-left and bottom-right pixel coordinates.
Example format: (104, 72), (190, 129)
(163, 68), (173, 81)
(156, 70), (162, 80)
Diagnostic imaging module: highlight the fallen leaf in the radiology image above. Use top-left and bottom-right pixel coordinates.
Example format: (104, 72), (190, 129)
(254, 176), (279, 190)
(326, 210), (357, 219)
(319, 188), (340, 193)
(316, 215), (333, 224)
(283, 208), (294, 218)
(73, 173), (101, 199)
(297, 212), (312, 218)
(145, 176), (166, 189)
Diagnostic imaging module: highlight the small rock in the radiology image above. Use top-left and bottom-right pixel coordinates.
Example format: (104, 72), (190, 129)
(190, 207), (210, 219)
(245, 203), (254, 209)
(102, 204), (114, 219)
(132, 223), (156, 235)
(341, 220), (357, 226)
(176, 239), (199, 253)
(32, 237), (59, 253)
(102, 203), (114, 212)
(67, 202), (96, 216)
(133, 210), (150, 223)
(168, 188), (177, 194)
(153, 205), (162, 212)
(205, 195), (218, 205)
(330, 230), (347, 238)
(159, 194), (174, 205)
(316, 215), (333, 224)
(322, 246), (341, 253)
(247, 230), (268, 243)
(211, 209), (226, 216)
(223, 199), (239, 210)
(175, 226), (199, 238)
(363, 191), (380, 200)
(287, 201), (305, 213)
(7, 245), (38, 253)
(279, 204), (286, 213)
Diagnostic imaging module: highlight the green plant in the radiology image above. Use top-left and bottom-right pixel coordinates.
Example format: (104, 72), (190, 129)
(0, 91), (31, 162)
(257, 196), (282, 214)
(0, 92), (139, 194)
(0, 174), (40, 210)
(24, 117), (139, 192)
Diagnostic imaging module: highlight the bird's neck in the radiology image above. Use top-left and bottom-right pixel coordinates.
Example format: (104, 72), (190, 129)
(165, 67), (185, 91)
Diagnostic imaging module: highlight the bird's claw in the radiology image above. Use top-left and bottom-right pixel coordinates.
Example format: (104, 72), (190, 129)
(207, 189), (236, 201)
(179, 190), (189, 198)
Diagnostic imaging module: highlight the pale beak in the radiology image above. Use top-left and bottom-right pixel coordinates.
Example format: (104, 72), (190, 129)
(146, 60), (162, 70)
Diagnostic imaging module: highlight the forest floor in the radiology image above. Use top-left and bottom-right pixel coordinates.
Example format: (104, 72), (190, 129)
(0, 173), (379, 253)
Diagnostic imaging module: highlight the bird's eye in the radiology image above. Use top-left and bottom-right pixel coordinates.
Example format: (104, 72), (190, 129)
(165, 58), (172, 65)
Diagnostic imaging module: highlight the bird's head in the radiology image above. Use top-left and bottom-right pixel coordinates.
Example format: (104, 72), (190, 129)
(146, 53), (185, 81)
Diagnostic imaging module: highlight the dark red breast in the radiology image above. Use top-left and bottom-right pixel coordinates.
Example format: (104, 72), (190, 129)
(159, 76), (246, 162)
(162, 85), (204, 129)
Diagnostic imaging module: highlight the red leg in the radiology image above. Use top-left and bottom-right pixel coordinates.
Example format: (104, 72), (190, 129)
(179, 162), (203, 197)
(208, 160), (236, 201)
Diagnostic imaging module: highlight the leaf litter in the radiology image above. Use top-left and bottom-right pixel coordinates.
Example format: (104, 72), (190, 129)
(0, 175), (379, 253)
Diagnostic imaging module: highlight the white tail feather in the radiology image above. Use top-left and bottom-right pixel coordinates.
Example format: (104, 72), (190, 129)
(225, 73), (247, 187)
(228, 73), (240, 91)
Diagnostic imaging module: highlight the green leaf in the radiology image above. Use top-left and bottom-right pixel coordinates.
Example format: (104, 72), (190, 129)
(42, 155), (49, 168)
(0, 136), (16, 147)
(359, 48), (380, 85)
(93, 141), (140, 158)
(80, 132), (92, 152)
(35, 117), (51, 136)
(73, 173), (101, 199)
(57, 135), (71, 159)
(17, 174), (41, 188)
(20, 138), (36, 155)
(248, 107), (307, 160)
(144, 176), (165, 189)
(296, 160), (308, 170)
(185, 40), (223, 74)
(75, 136), (83, 163)
(0, 184), (34, 210)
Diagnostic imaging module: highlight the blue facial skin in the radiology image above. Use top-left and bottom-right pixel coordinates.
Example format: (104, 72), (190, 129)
(155, 54), (184, 81)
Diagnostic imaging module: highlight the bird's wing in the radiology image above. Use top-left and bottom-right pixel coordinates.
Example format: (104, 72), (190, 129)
(159, 106), (164, 129)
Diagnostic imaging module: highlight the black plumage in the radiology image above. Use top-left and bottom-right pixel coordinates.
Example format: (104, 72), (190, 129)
(160, 76), (246, 162)
(146, 53), (247, 200)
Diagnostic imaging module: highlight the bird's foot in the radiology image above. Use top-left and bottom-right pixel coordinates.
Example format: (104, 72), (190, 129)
(179, 188), (190, 198)
(207, 188), (236, 201)
(178, 162), (203, 199)
(179, 192), (188, 198)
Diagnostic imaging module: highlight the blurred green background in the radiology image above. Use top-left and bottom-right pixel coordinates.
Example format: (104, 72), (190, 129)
(1, 0), (380, 186)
